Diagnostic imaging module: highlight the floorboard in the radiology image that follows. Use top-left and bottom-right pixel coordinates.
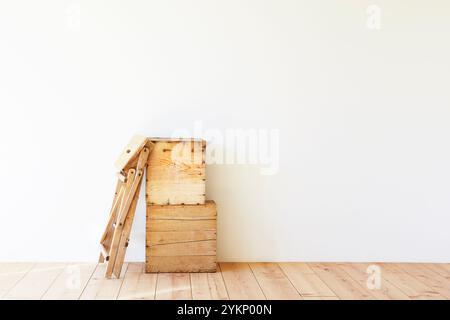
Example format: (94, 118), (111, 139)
(117, 263), (157, 300)
(79, 263), (128, 300)
(396, 263), (450, 299)
(190, 264), (228, 300)
(337, 263), (410, 300)
(219, 263), (265, 300)
(421, 263), (450, 278)
(0, 262), (448, 300)
(279, 262), (336, 298)
(309, 263), (375, 300)
(42, 263), (97, 300)
(3, 263), (65, 300)
(0, 263), (35, 299)
(155, 273), (192, 300)
(250, 263), (301, 300)
(379, 263), (446, 300)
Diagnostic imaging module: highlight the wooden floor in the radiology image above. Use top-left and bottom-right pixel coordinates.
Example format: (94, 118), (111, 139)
(0, 262), (449, 300)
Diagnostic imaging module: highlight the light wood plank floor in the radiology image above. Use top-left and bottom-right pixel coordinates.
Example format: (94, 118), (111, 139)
(0, 262), (449, 300)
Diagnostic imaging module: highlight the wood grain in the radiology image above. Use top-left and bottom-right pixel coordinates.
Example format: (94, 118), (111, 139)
(190, 265), (228, 300)
(279, 262), (336, 298)
(148, 230), (217, 245)
(4, 263), (66, 300)
(379, 263), (446, 300)
(1, 263), (448, 300)
(219, 263), (265, 300)
(146, 202), (216, 272)
(147, 219), (216, 232)
(337, 263), (410, 300)
(79, 263), (127, 300)
(114, 134), (149, 172)
(155, 273), (192, 300)
(309, 263), (375, 300)
(146, 256), (217, 273)
(0, 263), (35, 298)
(117, 263), (157, 300)
(147, 201), (216, 220)
(146, 140), (205, 205)
(421, 263), (450, 278)
(42, 263), (97, 300)
(148, 240), (216, 256)
(250, 263), (301, 300)
(396, 263), (450, 299)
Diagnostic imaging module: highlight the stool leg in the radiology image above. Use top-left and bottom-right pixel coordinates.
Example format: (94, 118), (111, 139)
(105, 169), (136, 278)
(112, 177), (143, 278)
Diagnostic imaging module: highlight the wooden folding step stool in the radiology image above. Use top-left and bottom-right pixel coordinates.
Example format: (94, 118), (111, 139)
(99, 135), (154, 278)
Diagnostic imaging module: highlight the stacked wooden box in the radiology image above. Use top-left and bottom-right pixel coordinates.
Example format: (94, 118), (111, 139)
(145, 138), (217, 272)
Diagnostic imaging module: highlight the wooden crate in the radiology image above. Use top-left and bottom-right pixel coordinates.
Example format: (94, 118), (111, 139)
(146, 138), (206, 205)
(146, 201), (217, 273)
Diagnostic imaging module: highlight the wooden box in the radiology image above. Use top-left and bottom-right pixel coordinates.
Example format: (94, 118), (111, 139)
(146, 201), (217, 273)
(146, 138), (206, 205)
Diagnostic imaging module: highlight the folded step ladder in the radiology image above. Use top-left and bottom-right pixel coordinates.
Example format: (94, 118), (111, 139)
(99, 135), (154, 278)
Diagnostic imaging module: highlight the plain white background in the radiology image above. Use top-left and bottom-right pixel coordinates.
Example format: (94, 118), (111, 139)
(0, 1), (449, 262)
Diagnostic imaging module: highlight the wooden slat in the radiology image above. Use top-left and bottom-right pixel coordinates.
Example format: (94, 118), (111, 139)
(147, 219), (216, 232)
(279, 263), (336, 298)
(79, 263), (128, 300)
(219, 263), (265, 300)
(337, 263), (410, 300)
(155, 273), (192, 300)
(250, 263), (301, 300)
(147, 201), (216, 220)
(146, 256), (216, 273)
(148, 231), (216, 245)
(309, 263), (375, 300)
(148, 240), (216, 256)
(0, 263), (35, 298)
(117, 263), (157, 300)
(42, 263), (97, 300)
(3, 263), (66, 300)
(147, 183), (206, 205)
(379, 263), (445, 300)
(396, 263), (450, 299)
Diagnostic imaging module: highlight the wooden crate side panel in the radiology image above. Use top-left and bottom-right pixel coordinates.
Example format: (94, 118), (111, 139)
(147, 230), (217, 245)
(145, 202), (216, 273)
(146, 256), (217, 273)
(146, 140), (205, 205)
(147, 201), (216, 220)
(147, 240), (216, 256)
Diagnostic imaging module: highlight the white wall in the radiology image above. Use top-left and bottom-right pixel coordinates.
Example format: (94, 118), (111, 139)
(1, 0), (449, 262)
